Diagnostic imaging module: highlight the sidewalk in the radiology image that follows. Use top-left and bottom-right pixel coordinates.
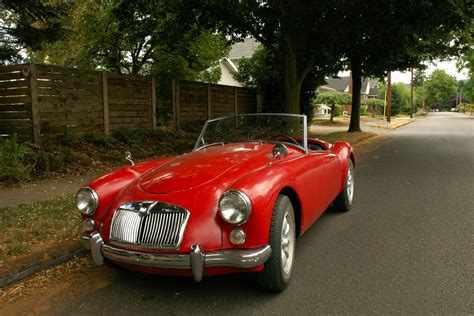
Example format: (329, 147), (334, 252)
(0, 171), (108, 208)
(310, 115), (414, 135)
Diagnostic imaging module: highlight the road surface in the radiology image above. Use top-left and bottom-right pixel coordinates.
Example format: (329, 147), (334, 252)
(2, 112), (473, 315)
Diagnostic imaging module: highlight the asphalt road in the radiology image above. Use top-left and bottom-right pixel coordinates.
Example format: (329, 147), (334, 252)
(23, 113), (474, 314)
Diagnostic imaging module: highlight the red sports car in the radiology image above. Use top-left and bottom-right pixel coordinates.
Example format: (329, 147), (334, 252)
(77, 113), (354, 292)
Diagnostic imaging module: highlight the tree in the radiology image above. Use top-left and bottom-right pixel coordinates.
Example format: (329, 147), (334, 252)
(197, 0), (343, 114)
(424, 69), (458, 109)
(333, 0), (473, 131)
(235, 46), (286, 113)
(31, 0), (229, 81)
(314, 92), (352, 122)
(361, 98), (385, 116)
(0, 0), (66, 64)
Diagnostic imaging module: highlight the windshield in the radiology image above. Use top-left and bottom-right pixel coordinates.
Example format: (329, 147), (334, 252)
(194, 113), (308, 152)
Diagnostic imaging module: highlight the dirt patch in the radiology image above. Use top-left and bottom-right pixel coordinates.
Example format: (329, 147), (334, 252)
(0, 256), (113, 314)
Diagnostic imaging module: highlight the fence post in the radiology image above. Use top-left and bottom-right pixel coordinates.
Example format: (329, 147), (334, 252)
(28, 63), (41, 144)
(207, 83), (211, 119)
(257, 92), (263, 113)
(151, 77), (157, 130)
(234, 87), (238, 115)
(101, 72), (109, 135)
(172, 79), (180, 130)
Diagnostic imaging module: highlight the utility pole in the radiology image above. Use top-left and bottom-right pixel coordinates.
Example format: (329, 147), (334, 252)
(386, 72), (392, 124)
(422, 78), (425, 112)
(410, 69), (414, 118)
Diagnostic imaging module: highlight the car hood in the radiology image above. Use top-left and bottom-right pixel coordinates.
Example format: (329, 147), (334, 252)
(139, 143), (271, 194)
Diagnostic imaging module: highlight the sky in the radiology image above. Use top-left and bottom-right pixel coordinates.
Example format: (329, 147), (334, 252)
(391, 59), (469, 83)
(339, 58), (469, 84)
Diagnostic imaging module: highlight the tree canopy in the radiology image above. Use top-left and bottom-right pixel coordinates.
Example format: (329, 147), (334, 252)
(30, 0), (229, 82)
(0, 0), (67, 64)
(424, 69), (458, 109)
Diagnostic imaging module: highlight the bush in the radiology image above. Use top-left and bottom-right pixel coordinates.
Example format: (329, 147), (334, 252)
(0, 136), (35, 182)
(83, 132), (115, 147)
(333, 104), (343, 117)
(112, 129), (149, 145)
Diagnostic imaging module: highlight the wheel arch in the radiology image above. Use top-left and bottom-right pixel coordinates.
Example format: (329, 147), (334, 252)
(279, 186), (302, 238)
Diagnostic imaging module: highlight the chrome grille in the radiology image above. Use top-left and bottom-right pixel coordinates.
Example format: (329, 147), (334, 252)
(110, 201), (189, 250)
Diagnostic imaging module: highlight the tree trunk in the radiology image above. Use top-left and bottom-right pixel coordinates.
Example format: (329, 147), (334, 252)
(330, 104), (335, 122)
(282, 35), (305, 114)
(348, 59), (362, 132)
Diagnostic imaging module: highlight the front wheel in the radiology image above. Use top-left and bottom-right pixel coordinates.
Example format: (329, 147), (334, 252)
(333, 160), (354, 212)
(257, 194), (296, 292)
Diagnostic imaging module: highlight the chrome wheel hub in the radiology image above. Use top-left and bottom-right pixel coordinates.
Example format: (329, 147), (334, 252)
(281, 210), (295, 276)
(347, 165), (354, 204)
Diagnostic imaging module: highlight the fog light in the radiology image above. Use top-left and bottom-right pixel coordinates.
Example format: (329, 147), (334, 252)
(83, 218), (95, 232)
(229, 228), (246, 245)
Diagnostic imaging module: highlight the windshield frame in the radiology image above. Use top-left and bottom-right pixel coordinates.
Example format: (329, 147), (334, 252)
(193, 113), (308, 153)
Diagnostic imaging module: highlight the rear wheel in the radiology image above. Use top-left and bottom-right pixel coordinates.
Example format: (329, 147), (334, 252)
(257, 194), (296, 292)
(333, 160), (354, 212)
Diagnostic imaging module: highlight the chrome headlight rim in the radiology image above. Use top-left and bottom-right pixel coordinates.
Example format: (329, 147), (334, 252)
(218, 190), (252, 226)
(76, 187), (99, 216)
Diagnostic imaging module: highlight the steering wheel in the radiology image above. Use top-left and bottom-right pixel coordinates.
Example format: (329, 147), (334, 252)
(270, 135), (301, 147)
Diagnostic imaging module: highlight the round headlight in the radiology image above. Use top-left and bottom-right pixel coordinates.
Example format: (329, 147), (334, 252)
(76, 187), (98, 215)
(218, 190), (251, 225)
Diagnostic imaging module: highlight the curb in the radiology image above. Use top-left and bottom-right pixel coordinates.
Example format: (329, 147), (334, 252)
(0, 244), (87, 288)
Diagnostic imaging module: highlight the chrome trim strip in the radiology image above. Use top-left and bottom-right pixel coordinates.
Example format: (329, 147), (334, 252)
(101, 244), (272, 270)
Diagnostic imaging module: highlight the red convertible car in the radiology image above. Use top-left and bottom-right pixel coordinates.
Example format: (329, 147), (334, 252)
(77, 113), (354, 292)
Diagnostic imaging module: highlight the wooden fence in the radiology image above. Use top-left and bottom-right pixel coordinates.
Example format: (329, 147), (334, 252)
(172, 80), (257, 130)
(0, 64), (258, 143)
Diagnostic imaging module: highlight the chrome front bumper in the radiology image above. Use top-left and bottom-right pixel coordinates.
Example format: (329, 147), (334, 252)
(81, 232), (272, 282)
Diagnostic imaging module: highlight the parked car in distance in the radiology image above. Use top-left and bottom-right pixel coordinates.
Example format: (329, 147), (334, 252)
(77, 113), (355, 292)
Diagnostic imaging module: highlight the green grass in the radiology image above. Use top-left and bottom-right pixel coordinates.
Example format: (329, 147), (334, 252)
(316, 131), (377, 146)
(0, 195), (81, 260)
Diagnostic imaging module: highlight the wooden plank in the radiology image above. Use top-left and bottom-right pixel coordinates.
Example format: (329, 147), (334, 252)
(35, 72), (101, 83)
(39, 102), (102, 113)
(0, 111), (30, 120)
(102, 72), (109, 135)
(109, 123), (150, 131)
(0, 95), (31, 105)
(0, 126), (32, 136)
(151, 77), (156, 130)
(37, 95), (102, 104)
(40, 124), (103, 135)
(0, 64), (27, 74)
(0, 72), (26, 81)
(0, 119), (32, 128)
(108, 104), (150, 111)
(109, 117), (151, 124)
(107, 72), (149, 80)
(108, 98), (151, 105)
(0, 104), (28, 111)
(35, 64), (98, 76)
(0, 87), (29, 96)
(0, 79), (28, 89)
(36, 79), (99, 89)
(109, 110), (150, 118)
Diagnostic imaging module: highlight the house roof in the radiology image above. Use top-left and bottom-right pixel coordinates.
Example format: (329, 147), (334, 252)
(325, 77), (350, 92)
(322, 76), (380, 95)
(229, 37), (260, 60)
